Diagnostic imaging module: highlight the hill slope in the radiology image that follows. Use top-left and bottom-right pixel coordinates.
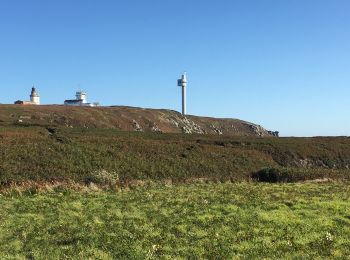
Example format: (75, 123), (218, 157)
(0, 105), (276, 137)
(0, 125), (349, 185)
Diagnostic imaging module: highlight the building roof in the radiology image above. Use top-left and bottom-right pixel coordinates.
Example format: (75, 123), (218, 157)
(64, 99), (84, 103)
(30, 87), (39, 97)
(14, 100), (36, 105)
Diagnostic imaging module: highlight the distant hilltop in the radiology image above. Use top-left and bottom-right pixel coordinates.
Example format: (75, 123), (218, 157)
(0, 104), (278, 137)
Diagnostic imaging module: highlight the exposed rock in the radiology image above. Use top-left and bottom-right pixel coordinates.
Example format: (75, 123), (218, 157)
(132, 120), (143, 132)
(211, 124), (223, 135)
(268, 131), (279, 137)
(19, 115), (31, 119)
(168, 118), (179, 128)
(247, 124), (266, 137)
(151, 123), (162, 133)
(180, 117), (205, 134)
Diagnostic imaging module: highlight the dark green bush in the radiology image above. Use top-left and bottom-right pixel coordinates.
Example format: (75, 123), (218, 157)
(252, 167), (350, 183)
(252, 168), (282, 182)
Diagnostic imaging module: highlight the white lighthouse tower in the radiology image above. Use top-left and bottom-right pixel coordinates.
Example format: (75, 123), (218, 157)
(177, 72), (187, 115)
(75, 91), (87, 103)
(30, 87), (40, 105)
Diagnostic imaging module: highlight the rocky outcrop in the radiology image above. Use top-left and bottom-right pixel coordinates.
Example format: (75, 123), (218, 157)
(132, 120), (143, 132)
(180, 117), (205, 134)
(268, 131), (280, 137)
(247, 124), (267, 137)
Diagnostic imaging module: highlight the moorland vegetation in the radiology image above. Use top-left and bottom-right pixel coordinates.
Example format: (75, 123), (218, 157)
(1, 105), (350, 258)
(0, 125), (350, 187)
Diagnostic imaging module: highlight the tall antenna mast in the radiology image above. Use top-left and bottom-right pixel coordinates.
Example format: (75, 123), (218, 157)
(177, 72), (187, 115)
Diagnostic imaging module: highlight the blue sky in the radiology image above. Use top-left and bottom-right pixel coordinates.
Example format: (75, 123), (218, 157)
(0, 0), (349, 136)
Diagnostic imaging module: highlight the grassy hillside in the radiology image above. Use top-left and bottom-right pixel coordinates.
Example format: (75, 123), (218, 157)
(1, 126), (349, 185)
(1, 106), (350, 259)
(0, 104), (274, 136)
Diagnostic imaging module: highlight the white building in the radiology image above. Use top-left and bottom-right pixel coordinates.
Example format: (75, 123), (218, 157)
(30, 87), (40, 104)
(64, 91), (99, 107)
(14, 87), (40, 105)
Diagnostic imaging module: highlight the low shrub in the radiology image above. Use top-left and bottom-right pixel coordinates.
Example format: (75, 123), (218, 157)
(252, 167), (350, 183)
(252, 168), (282, 182)
(84, 169), (120, 187)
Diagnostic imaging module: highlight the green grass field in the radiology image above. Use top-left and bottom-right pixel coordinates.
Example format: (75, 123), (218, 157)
(1, 182), (349, 259)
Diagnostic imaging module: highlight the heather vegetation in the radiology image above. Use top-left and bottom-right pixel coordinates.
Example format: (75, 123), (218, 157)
(0, 104), (272, 136)
(1, 126), (350, 186)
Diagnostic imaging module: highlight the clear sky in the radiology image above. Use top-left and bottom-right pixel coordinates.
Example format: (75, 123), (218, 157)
(0, 0), (349, 136)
